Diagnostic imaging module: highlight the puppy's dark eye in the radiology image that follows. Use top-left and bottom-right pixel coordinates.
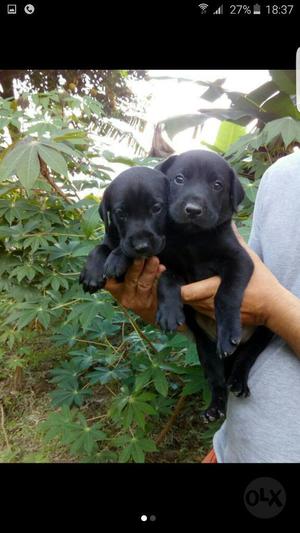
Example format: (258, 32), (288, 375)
(115, 209), (126, 220)
(152, 203), (162, 214)
(213, 180), (223, 191)
(174, 174), (184, 184)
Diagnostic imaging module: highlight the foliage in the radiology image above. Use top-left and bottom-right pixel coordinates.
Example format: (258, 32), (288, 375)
(0, 69), (146, 119)
(0, 87), (209, 462)
(156, 70), (298, 139)
(0, 70), (148, 155)
(154, 71), (300, 241)
(1, 71), (299, 462)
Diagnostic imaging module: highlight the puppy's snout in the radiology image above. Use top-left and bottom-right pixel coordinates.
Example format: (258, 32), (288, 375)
(132, 241), (151, 255)
(184, 203), (204, 217)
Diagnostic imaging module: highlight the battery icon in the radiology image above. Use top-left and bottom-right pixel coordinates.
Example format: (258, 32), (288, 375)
(253, 4), (261, 14)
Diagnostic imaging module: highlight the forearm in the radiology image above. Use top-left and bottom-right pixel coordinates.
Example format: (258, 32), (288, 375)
(266, 285), (300, 358)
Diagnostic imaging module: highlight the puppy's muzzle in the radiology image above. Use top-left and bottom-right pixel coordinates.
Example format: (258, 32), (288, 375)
(132, 240), (152, 255)
(128, 235), (166, 257)
(184, 202), (205, 218)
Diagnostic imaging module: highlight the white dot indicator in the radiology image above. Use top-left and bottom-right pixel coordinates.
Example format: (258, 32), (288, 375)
(141, 515), (148, 522)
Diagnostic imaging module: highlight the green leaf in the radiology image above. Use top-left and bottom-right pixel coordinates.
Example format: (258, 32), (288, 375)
(16, 144), (40, 190)
(161, 114), (207, 140)
(119, 445), (132, 463)
(88, 366), (130, 385)
(132, 404), (146, 428)
(0, 143), (30, 180)
(153, 367), (169, 397)
(213, 121), (246, 153)
(123, 405), (134, 427)
(139, 438), (157, 452)
(81, 205), (101, 236)
(270, 70), (296, 95)
(264, 117), (300, 147)
(135, 369), (152, 391)
(246, 81), (278, 106)
(36, 310), (51, 329)
(182, 380), (203, 396)
(50, 385), (92, 407)
(239, 177), (258, 203)
(262, 92), (300, 120)
(37, 144), (68, 176)
(131, 443), (145, 463)
(40, 139), (80, 158)
(40, 408), (106, 457)
(15, 310), (38, 330)
(102, 150), (137, 167)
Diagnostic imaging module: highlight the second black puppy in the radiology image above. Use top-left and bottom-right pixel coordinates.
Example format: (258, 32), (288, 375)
(79, 166), (168, 293)
(156, 150), (273, 420)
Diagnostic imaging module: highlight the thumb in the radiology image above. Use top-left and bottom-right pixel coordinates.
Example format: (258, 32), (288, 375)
(181, 276), (221, 302)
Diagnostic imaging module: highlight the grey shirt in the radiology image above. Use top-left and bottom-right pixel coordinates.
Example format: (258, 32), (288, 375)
(213, 150), (300, 463)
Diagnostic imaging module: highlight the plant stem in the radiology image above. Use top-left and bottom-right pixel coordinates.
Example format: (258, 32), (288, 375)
(0, 403), (11, 451)
(122, 307), (158, 356)
(155, 395), (186, 446)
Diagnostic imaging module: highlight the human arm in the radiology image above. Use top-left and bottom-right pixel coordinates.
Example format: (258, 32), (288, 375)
(181, 225), (300, 357)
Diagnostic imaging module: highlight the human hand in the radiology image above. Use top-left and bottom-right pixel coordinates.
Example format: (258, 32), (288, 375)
(104, 256), (165, 324)
(181, 223), (282, 327)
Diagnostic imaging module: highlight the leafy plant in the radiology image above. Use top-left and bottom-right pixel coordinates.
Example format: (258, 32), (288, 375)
(2, 71), (298, 463)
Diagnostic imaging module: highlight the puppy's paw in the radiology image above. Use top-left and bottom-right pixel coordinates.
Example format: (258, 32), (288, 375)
(103, 251), (130, 279)
(201, 402), (226, 423)
(79, 268), (106, 293)
(156, 304), (185, 333)
(217, 322), (241, 359)
(227, 373), (250, 398)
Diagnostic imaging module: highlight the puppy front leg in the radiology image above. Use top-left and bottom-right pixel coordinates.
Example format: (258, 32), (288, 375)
(103, 246), (132, 280)
(156, 271), (185, 332)
(79, 244), (111, 293)
(215, 250), (254, 358)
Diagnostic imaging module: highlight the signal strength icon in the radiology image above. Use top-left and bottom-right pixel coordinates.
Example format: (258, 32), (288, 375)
(198, 3), (209, 14)
(213, 5), (223, 14)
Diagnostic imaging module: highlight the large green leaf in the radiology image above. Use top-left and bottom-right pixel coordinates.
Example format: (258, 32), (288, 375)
(197, 108), (256, 126)
(102, 150), (137, 166)
(15, 143), (40, 190)
(37, 144), (68, 176)
(81, 204), (101, 237)
(0, 142), (32, 180)
(152, 367), (169, 397)
(263, 117), (300, 147)
(40, 139), (80, 158)
(161, 114), (207, 140)
(246, 81), (278, 106)
(262, 92), (300, 120)
(270, 70), (296, 95)
(213, 121), (246, 153)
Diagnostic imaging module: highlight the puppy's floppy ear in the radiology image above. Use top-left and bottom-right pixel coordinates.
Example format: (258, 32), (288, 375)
(99, 188), (111, 232)
(155, 154), (178, 174)
(230, 169), (244, 211)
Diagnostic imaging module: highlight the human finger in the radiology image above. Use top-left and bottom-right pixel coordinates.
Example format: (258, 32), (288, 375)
(181, 276), (221, 302)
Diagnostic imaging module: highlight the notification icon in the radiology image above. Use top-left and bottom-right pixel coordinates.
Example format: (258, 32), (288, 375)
(24, 4), (35, 14)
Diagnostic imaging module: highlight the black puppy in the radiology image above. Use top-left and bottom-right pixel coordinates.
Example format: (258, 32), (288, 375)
(156, 149), (273, 420)
(79, 166), (168, 293)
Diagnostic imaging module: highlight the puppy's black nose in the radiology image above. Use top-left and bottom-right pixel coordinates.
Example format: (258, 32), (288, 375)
(184, 203), (203, 217)
(133, 242), (151, 255)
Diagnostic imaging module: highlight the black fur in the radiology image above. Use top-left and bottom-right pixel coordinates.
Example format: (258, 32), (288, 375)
(155, 150), (273, 420)
(79, 166), (168, 293)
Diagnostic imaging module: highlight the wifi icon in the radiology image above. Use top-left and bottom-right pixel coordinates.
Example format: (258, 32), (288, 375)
(198, 3), (209, 13)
